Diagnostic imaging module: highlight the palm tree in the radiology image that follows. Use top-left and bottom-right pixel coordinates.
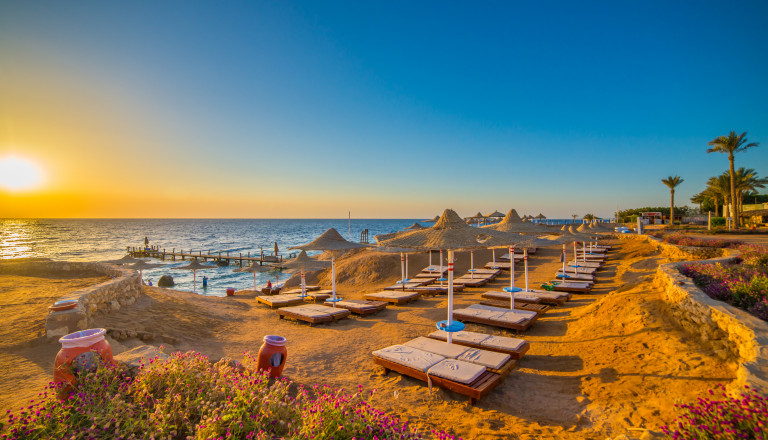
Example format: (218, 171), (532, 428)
(690, 192), (707, 212)
(707, 174), (731, 218)
(734, 167), (768, 220)
(661, 176), (684, 226)
(707, 131), (760, 227)
(571, 214), (578, 224)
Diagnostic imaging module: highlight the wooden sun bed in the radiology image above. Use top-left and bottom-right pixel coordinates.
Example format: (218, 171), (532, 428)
(567, 261), (603, 268)
(480, 299), (550, 314)
(402, 337), (517, 377)
(555, 271), (595, 282)
(452, 304), (538, 332)
(484, 262), (519, 270)
(469, 268), (502, 276)
(322, 299), (387, 315)
(281, 285), (322, 294)
(428, 330), (530, 359)
(499, 254), (525, 261)
(453, 275), (494, 288)
(563, 265), (598, 274)
(481, 289), (570, 305)
(276, 304), (351, 325)
(547, 281), (593, 293)
(364, 290), (421, 305)
(372, 345), (504, 405)
(255, 294), (305, 309)
(302, 291), (332, 303)
(420, 265), (449, 276)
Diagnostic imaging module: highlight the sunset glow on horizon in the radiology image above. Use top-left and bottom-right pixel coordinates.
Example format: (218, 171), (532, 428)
(1, 1), (766, 219)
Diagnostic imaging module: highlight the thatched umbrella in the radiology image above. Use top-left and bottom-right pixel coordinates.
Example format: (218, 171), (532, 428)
(403, 222), (426, 230)
(483, 208), (551, 234)
(234, 261), (274, 290)
(422, 215), (440, 223)
(126, 261), (166, 285)
(173, 259), (217, 291)
(102, 255), (145, 265)
(486, 210), (505, 219)
(278, 250), (330, 297)
(534, 213), (547, 224)
(289, 228), (371, 305)
(378, 209), (535, 343)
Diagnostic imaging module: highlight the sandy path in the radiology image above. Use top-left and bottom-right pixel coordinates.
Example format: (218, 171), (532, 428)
(0, 240), (737, 439)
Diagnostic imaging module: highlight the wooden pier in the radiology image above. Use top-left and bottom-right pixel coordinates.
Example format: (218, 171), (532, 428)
(127, 245), (292, 267)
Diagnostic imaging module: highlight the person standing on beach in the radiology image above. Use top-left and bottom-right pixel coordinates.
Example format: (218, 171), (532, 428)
(144, 236), (149, 247)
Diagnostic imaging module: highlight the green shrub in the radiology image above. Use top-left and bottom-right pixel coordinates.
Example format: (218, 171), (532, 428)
(711, 217), (726, 227)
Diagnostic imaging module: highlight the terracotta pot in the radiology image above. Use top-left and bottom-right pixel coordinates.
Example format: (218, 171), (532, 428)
(226, 288), (235, 296)
(54, 328), (115, 396)
(257, 335), (287, 377)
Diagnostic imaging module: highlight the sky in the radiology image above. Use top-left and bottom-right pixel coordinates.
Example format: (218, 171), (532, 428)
(1, 1), (767, 219)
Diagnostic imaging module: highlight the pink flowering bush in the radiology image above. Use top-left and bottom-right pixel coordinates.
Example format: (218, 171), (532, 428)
(1, 351), (458, 439)
(679, 244), (768, 321)
(661, 384), (768, 439)
(664, 234), (743, 249)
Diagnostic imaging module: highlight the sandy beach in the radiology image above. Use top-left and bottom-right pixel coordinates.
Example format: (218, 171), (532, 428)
(0, 239), (738, 439)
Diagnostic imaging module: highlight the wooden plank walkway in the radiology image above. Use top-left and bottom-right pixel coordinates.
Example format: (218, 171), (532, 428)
(127, 245), (291, 267)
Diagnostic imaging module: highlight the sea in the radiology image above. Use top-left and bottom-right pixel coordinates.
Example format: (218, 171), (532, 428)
(0, 218), (589, 296)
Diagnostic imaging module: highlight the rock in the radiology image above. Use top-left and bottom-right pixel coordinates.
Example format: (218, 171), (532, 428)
(640, 430), (664, 440)
(110, 300), (121, 312)
(158, 275), (175, 287)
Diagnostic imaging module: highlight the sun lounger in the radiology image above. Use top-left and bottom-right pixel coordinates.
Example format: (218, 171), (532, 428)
(469, 268), (502, 277)
(302, 291), (332, 303)
(567, 261), (602, 268)
(364, 290), (421, 305)
(555, 271), (595, 282)
(323, 299), (387, 315)
(255, 294), (305, 309)
(383, 281), (425, 291)
(428, 330), (529, 359)
(420, 265), (449, 276)
(484, 261), (519, 270)
(452, 304), (538, 331)
(372, 345), (503, 405)
(403, 337), (516, 376)
(481, 289), (570, 305)
(281, 285), (322, 294)
(453, 274), (494, 287)
(499, 254), (524, 261)
(480, 299), (550, 314)
(543, 281), (593, 293)
(563, 265), (598, 274)
(277, 304), (351, 325)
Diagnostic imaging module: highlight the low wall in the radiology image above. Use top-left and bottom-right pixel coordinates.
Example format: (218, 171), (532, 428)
(619, 234), (768, 392)
(6, 261), (145, 338)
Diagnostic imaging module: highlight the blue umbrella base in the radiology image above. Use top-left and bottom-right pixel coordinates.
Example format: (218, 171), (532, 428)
(436, 320), (465, 333)
(503, 287), (523, 293)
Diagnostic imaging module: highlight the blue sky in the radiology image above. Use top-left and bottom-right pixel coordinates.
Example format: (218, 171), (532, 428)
(1, 1), (766, 218)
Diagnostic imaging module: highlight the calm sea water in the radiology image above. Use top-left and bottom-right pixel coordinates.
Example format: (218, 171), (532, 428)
(0, 219), (424, 295)
(0, 218), (592, 295)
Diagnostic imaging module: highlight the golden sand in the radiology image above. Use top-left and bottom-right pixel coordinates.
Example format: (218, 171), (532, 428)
(0, 239), (737, 438)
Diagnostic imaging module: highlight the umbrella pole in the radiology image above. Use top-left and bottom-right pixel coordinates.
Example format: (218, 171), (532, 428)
(470, 250), (474, 279)
(439, 250), (444, 287)
(582, 241), (586, 262)
(193, 269), (197, 292)
(405, 253), (409, 281)
(400, 252), (405, 284)
(253, 272), (257, 290)
(301, 271), (306, 296)
(447, 250), (455, 344)
(139, 269), (143, 286)
(510, 246), (515, 292)
(331, 256), (337, 306)
(562, 244), (567, 276)
(492, 248), (496, 267)
(429, 250), (432, 267)
(524, 249), (529, 291)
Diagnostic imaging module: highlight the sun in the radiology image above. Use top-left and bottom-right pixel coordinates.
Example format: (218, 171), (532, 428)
(0, 155), (45, 191)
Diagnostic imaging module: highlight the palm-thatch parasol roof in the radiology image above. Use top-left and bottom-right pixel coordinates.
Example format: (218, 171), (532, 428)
(173, 259), (217, 271)
(377, 209), (535, 251)
(486, 210), (505, 218)
(403, 222), (426, 230)
(234, 261), (274, 273)
(422, 215), (440, 222)
(535, 213), (547, 220)
(127, 261), (166, 271)
(482, 209), (552, 234)
(289, 228), (371, 252)
(278, 250), (331, 274)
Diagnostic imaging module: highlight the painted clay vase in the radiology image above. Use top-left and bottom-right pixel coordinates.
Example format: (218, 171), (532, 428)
(54, 328), (115, 396)
(257, 335), (287, 377)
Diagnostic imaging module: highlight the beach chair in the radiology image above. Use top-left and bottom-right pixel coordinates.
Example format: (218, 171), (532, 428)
(480, 299), (550, 314)
(322, 299), (387, 315)
(403, 337), (516, 377)
(428, 330), (530, 359)
(481, 289), (570, 305)
(301, 290), (332, 303)
(255, 294), (305, 309)
(420, 265), (449, 276)
(563, 265), (598, 274)
(383, 281), (425, 291)
(276, 304), (351, 325)
(567, 261), (603, 268)
(372, 345), (503, 405)
(363, 290), (421, 305)
(542, 281), (593, 293)
(452, 304), (538, 332)
(555, 271), (595, 282)
(484, 261), (515, 270)
(282, 285), (322, 294)
(453, 273), (494, 287)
